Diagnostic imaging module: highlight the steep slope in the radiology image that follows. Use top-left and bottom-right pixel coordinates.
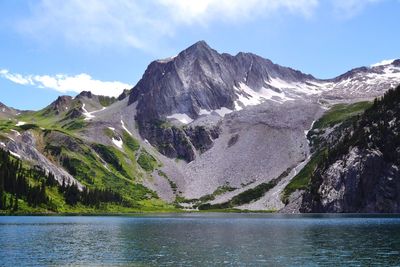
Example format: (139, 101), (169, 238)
(0, 95), (176, 212)
(127, 41), (400, 164)
(127, 41), (329, 162)
(129, 41), (320, 122)
(283, 85), (400, 213)
(0, 102), (20, 119)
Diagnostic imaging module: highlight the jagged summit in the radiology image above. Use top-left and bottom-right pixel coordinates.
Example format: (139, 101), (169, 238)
(178, 40), (217, 60)
(45, 95), (74, 115)
(76, 91), (94, 99)
(156, 40), (214, 64)
(129, 41), (320, 124)
(0, 101), (7, 108)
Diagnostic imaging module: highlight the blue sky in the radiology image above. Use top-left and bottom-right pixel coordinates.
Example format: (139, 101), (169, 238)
(0, 0), (399, 110)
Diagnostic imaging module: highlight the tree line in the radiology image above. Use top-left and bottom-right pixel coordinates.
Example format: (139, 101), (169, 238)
(0, 148), (123, 211)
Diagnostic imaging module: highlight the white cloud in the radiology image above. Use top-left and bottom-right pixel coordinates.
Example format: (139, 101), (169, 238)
(0, 69), (34, 86)
(332, 0), (383, 18)
(0, 69), (131, 97)
(159, 0), (319, 24)
(17, 0), (319, 51)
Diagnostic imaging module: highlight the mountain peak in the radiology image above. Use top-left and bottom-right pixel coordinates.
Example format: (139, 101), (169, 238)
(76, 91), (93, 99)
(188, 40), (211, 50)
(156, 41), (214, 64)
(179, 40), (216, 58)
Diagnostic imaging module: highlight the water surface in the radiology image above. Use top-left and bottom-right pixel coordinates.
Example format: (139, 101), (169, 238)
(1, 213), (400, 266)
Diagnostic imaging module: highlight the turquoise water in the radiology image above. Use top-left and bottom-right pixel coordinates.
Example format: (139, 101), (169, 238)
(1, 213), (400, 266)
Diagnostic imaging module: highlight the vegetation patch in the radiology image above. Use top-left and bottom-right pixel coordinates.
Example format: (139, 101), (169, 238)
(103, 128), (116, 138)
(137, 150), (158, 172)
(0, 120), (15, 131)
(123, 131), (140, 152)
(313, 101), (372, 130)
(281, 150), (327, 204)
(197, 185), (236, 203)
(62, 119), (86, 131)
(92, 144), (126, 175)
(18, 123), (39, 131)
(98, 96), (117, 107)
(198, 168), (291, 210)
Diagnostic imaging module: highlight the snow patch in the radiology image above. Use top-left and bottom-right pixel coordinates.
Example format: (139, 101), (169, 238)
(167, 113), (193, 124)
(16, 121), (26, 126)
(112, 137), (123, 149)
(157, 55), (177, 63)
(0, 142), (5, 147)
(371, 59), (395, 67)
(82, 104), (106, 121)
(108, 127), (115, 131)
(82, 103), (95, 120)
(214, 107), (233, 117)
(9, 151), (21, 159)
(121, 120), (133, 136)
(199, 109), (211, 116)
(304, 120), (316, 145)
(234, 82), (293, 109)
(267, 78), (328, 95)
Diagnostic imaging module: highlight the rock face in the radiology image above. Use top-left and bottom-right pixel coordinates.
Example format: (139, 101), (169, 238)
(301, 147), (400, 213)
(129, 41), (318, 122)
(45, 96), (74, 115)
(322, 64), (400, 101)
(0, 101), (19, 118)
(299, 86), (400, 213)
(5, 131), (82, 189)
(128, 41), (325, 161)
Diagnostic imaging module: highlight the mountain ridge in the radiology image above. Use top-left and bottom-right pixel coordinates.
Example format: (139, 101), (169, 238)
(1, 41), (400, 213)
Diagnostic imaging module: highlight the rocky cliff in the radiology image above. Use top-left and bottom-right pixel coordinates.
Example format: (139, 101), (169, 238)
(297, 86), (400, 213)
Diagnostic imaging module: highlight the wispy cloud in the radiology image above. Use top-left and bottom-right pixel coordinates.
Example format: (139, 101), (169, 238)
(0, 69), (131, 97)
(159, 0), (319, 24)
(0, 69), (34, 86)
(16, 0), (320, 52)
(332, 0), (383, 18)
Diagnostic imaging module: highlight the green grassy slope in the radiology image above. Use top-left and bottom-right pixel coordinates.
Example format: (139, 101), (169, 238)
(281, 101), (372, 203)
(0, 104), (178, 214)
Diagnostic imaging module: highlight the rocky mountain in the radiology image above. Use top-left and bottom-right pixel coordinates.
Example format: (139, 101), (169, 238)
(127, 41), (400, 164)
(323, 59), (400, 101)
(129, 41), (319, 122)
(0, 101), (21, 119)
(1, 41), (400, 213)
(288, 86), (400, 213)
